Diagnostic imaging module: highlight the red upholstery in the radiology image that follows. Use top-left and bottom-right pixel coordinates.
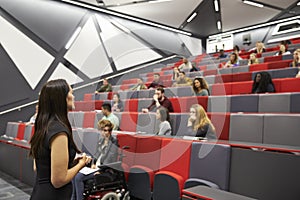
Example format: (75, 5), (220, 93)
(199, 65), (207, 71)
(107, 92), (113, 100)
(120, 84), (130, 91)
(123, 78), (138, 85)
(16, 123), (26, 140)
(94, 100), (103, 110)
(264, 55), (282, 63)
(158, 138), (192, 182)
(119, 112), (138, 132)
(249, 63), (268, 72)
(169, 97), (182, 112)
(279, 78), (300, 92)
(82, 112), (96, 128)
(204, 69), (218, 76)
(267, 60), (291, 70)
(163, 80), (173, 87)
(231, 81), (252, 95)
(197, 96), (209, 111)
(208, 112), (230, 140)
(232, 72), (252, 82)
(74, 101), (96, 111)
(133, 135), (162, 173)
(83, 93), (93, 101)
(184, 96), (199, 112)
(116, 133), (137, 170)
(124, 99), (138, 112)
(215, 74), (232, 83)
(273, 79), (281, 92)
(211, 83), (232, 95)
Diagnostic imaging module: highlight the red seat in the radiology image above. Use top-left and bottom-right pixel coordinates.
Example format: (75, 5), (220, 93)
(273, 79), (282, 92)
(231, 81), (252, 95)
(197, 96), (209, 111)
(124, 99), (138, 112)
(82, 112), (96, 128)
(116, 133), (137, 171)
(249, 63), (268, 72)
(279, 78), (300, 92)
(211, 83), (232, 95)
(267, 60), (291, 70)
(16, 123), (26, 140)
(84, 93), (93, 101)
(215, 74), (233, 83)
(264, 55), (282, 63)
(232, 72), (252, 82)
(184, 96), (199, 112)
(169, 97), (182, 113)
(119, 112), (138, 132)
(94, 100), (103, 110)
(204, 69), (218, 76)
(207, 112), (230, 140)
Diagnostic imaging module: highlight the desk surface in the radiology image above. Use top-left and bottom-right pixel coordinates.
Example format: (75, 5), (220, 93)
(183, 186), (257, 200)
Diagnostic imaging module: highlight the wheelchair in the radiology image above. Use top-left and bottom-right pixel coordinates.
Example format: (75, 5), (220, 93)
(83, 147), (130, 200)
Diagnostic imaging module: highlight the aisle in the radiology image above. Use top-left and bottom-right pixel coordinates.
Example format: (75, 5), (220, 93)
(0, 170), (31, 200)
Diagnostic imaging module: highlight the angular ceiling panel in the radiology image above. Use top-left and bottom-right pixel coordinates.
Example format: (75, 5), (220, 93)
(260, 0), (296, 9)
(48, 63), (83, 86)
(221, 0), (281, 32)
(178, 34), (202, 56)
(64, 17), (113, 79)
(96, 14), (162, 70)
(0, 16), (54, 89)
(1, 0), (88, 51)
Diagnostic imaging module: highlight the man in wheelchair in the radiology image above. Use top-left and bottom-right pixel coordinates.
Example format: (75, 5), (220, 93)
(72, 119), (119, 200)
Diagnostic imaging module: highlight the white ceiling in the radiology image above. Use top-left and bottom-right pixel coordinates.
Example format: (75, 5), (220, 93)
(75, 0), (300, 37)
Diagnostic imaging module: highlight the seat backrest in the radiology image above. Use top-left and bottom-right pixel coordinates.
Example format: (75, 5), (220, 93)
(119, 112), (138, 132)
(229, 114), (264, 143)
(23, 124), (34, 142)
(116, 133), (137, 170)
(83, 112), (96, 128)
(208, 96), (231, 113)
(82, 129), (100, 156)
(72, 128), (83, 151)
(136, 112), (156, 134)
(258, 93), (291, 113)
(290, 93), (300, 113)
(263, 114), (300, 146)
(170, 113), (189, 136)
(177, 86), (194, 97)
(5, 122), (19, 138)
(68, 112), (84, 128)
(208, 112), (230, 140)
(189, 142), (231, 190)
(230, 94), (259, 113)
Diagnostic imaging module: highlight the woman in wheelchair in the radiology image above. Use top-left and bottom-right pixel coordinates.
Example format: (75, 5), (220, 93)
(72, 119), (119, 200)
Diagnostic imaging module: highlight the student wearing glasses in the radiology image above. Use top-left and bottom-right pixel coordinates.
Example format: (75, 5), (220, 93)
(72, 119), (119, 200)
(187, 104), (217, 140)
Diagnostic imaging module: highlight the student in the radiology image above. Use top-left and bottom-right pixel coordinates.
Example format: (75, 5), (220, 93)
(29, 79), (91, 200)
(131, 78), (147, 91)
(222, 53), (239, 68)
(111, 93), (124, 112)
(248, 53), (259, 65)
(251, 72), (275, 93)
(275, 44), (291, 56)
(101, 103), (120, 130)
(187, 104), (217, 140)
(25, 104), (38, 126)
(178, 57), (192, 70)
(290, 49), (300, 68)
(253, 41), (266, 54)
(156, 107), (172, 136)
(192, 77), (210, 96)
(172, 71), (193, 87)
(148, 73), (164, 89)
(72, 119), (118, 200)
(142, 87), (174, 113)
(95, 78), (112, 94)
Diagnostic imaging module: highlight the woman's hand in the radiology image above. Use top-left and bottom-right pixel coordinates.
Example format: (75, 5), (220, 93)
(77, 153), (92, 167)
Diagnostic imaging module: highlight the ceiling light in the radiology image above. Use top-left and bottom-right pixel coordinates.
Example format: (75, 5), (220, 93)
(65, 27), (82, 49)
(214, 0), (219, 12)
(297, 2), (300, 6)
(217, 21), (222, 30)
(243, 0), (264, 8)
(187, 12), (197, 23)
(149, 0), (173, 4)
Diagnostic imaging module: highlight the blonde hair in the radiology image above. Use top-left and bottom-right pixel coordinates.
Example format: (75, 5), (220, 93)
(97, 119), (114, 131)
(191, 104), (215, 132)
(248, 53), (259, 65)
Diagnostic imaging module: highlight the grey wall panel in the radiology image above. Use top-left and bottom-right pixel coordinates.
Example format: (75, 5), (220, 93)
(1, 0), (88, 51)
(230, 147), (300, 200)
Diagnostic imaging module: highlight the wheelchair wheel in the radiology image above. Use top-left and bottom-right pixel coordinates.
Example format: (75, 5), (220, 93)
(122, 191), (130, 200)
(101, 192), (120, 200)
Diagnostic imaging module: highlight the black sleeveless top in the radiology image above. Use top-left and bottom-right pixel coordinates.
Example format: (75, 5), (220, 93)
(30, 119), (76, 200)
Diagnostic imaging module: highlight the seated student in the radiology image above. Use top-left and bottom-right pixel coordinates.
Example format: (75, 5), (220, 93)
(187, 104), (217, 140)
(111, 93), (123, 112)
(218, 49), (227, 59)
(222, 53), (239, 68)
(95, 78), (112, 94)
(248, 53), (260, 65)
(131, 78), (147, 91)
(178, 57), (192, 71)
(275, 43), (291, 56)
(72, 119), (118, 200)
(156, 107), (172, 136)
(192, 77), (210, 96)
(142, 87), (174, 113)
(253, 41), (266, 54)
(172, 71), (193, 87)
(190, 63), (199, 72)
(148, 73), (164, 89)
(101, 103), (119, 130)
(290, 49), (300, 67)
(251, 72), (275, 93)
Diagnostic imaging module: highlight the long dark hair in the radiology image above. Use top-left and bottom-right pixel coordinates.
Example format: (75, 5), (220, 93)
(252, 72), (275, 93)
(29, 79), (80, 158)
(193, 77), (210, 95)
